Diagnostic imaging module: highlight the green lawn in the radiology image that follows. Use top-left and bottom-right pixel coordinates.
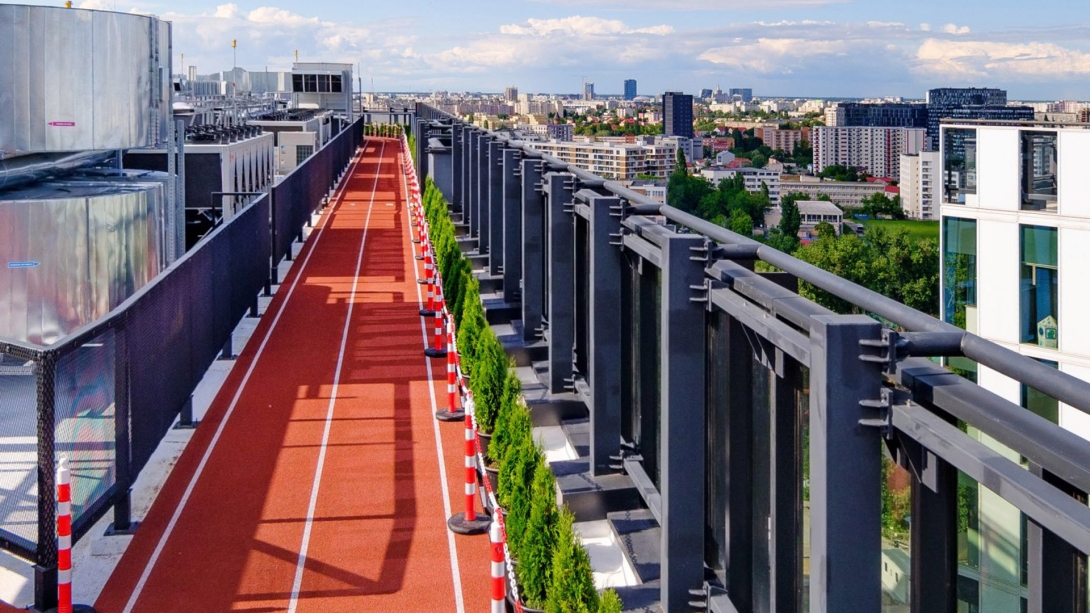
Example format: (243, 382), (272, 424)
(861, 219), (939, 242)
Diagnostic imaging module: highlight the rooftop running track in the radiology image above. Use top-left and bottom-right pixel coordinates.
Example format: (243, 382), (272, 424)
(93, 137), (491, 613)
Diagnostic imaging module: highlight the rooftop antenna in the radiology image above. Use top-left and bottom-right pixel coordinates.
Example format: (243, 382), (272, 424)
(294, 49), (298, 64)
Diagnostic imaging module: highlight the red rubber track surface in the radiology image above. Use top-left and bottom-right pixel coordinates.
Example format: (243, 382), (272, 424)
(94, 138), (490, 613)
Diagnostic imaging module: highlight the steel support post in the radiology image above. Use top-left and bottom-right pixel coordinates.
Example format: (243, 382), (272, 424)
(908, 439), (957, 613)
(588, 196), (623, 475)
(521, 159), (545, 342)
(659, 233), (707, 613)
(769, 353), (803, 613)
(488, 140), (504, 276)
(477, 135), (491, 256)
(808, 315), (884, 613)
(1027, 464), (1087, 613)
(723, 316), (755, 610)
(110, 332), (135, 534)
(467, 130), (478, 237)
(416, 119), (429, 187)
(452, 124), (463, 216)
(502, 148), (523, 304)
(544, 172), (575, 394)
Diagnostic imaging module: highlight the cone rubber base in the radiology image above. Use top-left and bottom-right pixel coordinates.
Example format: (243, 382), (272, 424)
(424, 348), (448, 359)
(447, 512), (491, 535)
(435, 409), (465, 422)
(44, 605), (97, 613)
(419, 309), (436, 317)
(417, 278), (430, 285)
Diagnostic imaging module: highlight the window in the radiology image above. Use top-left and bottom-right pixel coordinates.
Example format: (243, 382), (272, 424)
(296, 145), (313, 166)
(1021, 131), (1058, 212)
(943, 218), (977, 331)
(943, 128), (977, 204)
(1021, 359), (1059, 423)
(318, 75), (331, 93)
(1019, 225), (1058, 347)
(303, 74), (317, 93)
(291, 74), (304, 93)
(330, 75), (343, 93)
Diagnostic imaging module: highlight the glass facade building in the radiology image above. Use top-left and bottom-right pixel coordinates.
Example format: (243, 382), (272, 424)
(1020, 225), (1058, 348)
(663, 92), (694, 140)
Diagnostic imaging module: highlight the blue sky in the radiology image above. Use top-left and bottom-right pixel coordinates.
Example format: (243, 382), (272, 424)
(19, 0), (1090, 99)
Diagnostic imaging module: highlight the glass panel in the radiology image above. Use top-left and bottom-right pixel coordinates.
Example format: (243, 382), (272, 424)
(1021, 359), (1059, 423)
(303, 73), (317, 93)
(882, 456), (912, 611)
(704, 311), (729, 584)
(943, 217), (977, 330)
(944, 128), (977, 204)
(1021, 132), (1058, 212)
(330, 75), (343, 93)
(291, 73), (304, 93)
(318, 74), (331, 93)
(1019, 225), (1058, 347)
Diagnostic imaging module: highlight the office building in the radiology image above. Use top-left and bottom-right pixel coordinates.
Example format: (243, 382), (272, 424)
(824, 102), (928, 129)
(813, 126), (925, 180)
(938, 119), (1090, 612)
(927, 87), (1033, 150)
(700, 88), (713, 100)
(899, 151), (940, 219)
(505, 86), (518, 103)
(729, 88), (753, 102)
(624, 79), (637, 101)
(700, 166), (782, 205)
(583, 81), (595, 100)
(778, 176), (888, 209)
(663, 92), (694, 139)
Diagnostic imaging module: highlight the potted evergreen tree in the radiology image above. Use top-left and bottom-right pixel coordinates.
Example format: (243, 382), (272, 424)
(597, 589), (622, 613)
(499, 437), (539, 558)
(545, 509), (599, 613)
(515, 459), (559, 612)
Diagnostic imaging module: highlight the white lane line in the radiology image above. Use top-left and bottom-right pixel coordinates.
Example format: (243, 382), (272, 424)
(121, 140), (373, 613)
(402, 148), (467, 613)
(285, 141), (385, 612)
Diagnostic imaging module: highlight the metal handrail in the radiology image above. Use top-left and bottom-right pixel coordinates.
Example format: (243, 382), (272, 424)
(419, 103), (1090, 415)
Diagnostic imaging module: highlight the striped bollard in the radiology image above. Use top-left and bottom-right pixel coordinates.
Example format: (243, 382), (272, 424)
(424, 288), (447, 358)
(490, 518), (505, 613)
(419, 243), (436, 317)
(55, 456), (97, 613)
(447, 398), (490, 535)
(436, 319), (464, 422)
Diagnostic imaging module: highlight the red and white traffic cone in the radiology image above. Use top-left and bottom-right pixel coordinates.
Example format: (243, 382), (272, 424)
(425, 288), (447, 358)
(55, 456), (97, 613)
(447, 398), (490, 535)
(490, 518), (505, 613)
(419, 243), (436, 317)
(436, 320), (464, 422)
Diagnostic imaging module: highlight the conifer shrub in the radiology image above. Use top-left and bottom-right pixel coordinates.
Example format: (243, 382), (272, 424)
(519, 458), (559, 608)
(499, 436), (539, 557)
(545, 509), (599, 613)
(597, 589), (622, 613)
(490, 369), (523, 469)
(470, 327), (506, 433)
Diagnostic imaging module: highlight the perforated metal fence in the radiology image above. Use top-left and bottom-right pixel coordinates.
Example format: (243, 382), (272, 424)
(0, 116), (365, 611)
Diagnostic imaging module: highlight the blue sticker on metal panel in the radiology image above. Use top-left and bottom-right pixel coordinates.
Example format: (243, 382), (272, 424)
(7, 261), (40, 269)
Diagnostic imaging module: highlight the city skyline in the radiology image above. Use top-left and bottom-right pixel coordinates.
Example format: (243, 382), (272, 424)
(12, 0), (1090, 99)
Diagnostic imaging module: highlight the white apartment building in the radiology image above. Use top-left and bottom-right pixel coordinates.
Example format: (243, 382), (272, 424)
(899, 151), (940, 219)
(523, 138), (676, 180)
(700, 167), (782, 205)
(939, 121), (1090, 613)
(813, 126), (926, 180)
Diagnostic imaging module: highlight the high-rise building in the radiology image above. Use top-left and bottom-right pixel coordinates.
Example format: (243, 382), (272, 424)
(583, 81), (595, 101)
(700, 88), (713, 100)
(624, 79), (637, 101)
(824, 102), (928, 129)
(663, 92), (694, 140)
(812, 126), (925, 180)
(729, 88), (753, 102)
(927, 87), (1033, 150)
(938, 119), (1090, 612)
(504, 86), (518, 103)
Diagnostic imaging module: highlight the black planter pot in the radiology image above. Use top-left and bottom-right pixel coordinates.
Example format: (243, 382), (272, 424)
(506, 590), (545, 613)
(478, 430), (493, 461)
(483, 464), (500, 508)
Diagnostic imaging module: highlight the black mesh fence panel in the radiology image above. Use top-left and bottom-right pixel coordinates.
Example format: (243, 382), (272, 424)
(0, 347), (42, 553)
(54, 330), (116, 526)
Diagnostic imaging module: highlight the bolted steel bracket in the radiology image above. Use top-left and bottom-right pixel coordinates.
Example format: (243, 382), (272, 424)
(859, 328), (908, 375)
(858, 386), (908, 439)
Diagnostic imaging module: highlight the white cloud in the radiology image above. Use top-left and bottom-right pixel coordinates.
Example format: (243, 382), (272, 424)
(942, 23), (971, 35)
(528, 0), (848, 7)
(916, 38), (1090, 79)
(499, 16), (672, 36)
(920, 23), (931, 32)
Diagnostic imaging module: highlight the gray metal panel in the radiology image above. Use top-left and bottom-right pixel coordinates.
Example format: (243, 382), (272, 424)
(521, 159), (544, 342)
(545, 171), (575, 393)
(501, 147), (522, 304)
(588, 196), (623, 475)
(488, 140), (503, 275)
(0, 5), (170, 157)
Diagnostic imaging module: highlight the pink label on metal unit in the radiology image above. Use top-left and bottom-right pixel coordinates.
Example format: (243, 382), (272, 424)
(48, 121), (76, 127)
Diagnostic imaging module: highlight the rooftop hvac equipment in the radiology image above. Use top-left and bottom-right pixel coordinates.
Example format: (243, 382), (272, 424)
(0, 170), (174, 345)
(0, 4), (172, 158)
